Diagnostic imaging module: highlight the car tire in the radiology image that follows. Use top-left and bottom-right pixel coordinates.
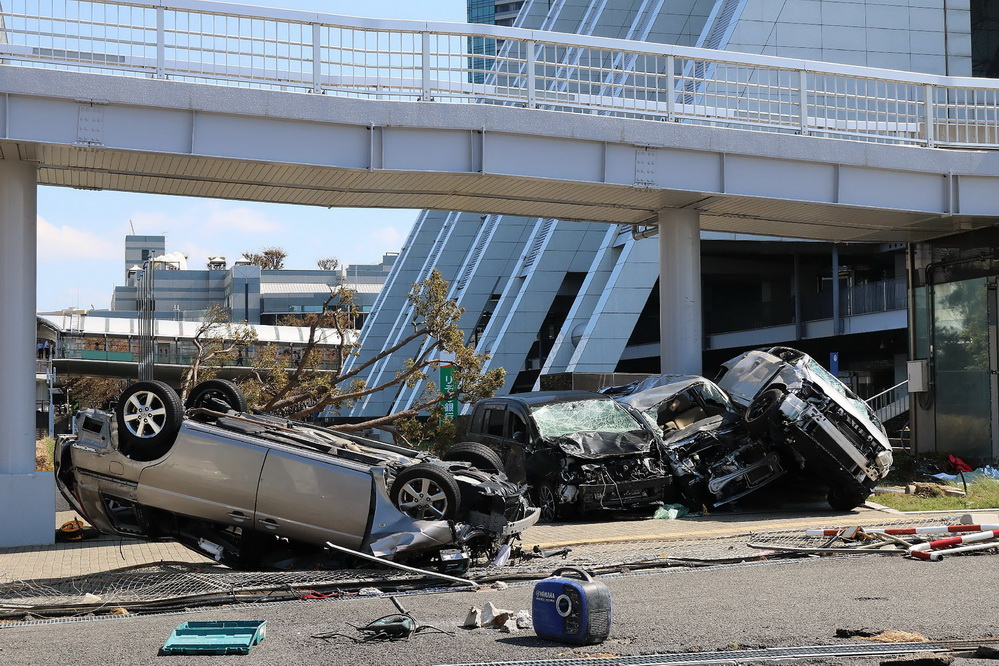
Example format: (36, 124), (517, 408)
(390, 464), (461, 521)
(115, 380), (183, 458)
(744, 387), (785, 436)
(533, 480), (561, 523)
(185, 378), (248, 413)
(442, 442), (505, 474)
(827, 485), (869, 511)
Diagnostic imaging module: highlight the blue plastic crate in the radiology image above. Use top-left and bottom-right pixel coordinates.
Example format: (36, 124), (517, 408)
(161, 620), (267, 655)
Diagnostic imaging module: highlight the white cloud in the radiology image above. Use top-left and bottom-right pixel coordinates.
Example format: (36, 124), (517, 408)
(370, 225), (405, 250)
(36, 215), (118, 261)
(129, 203), (282, 237)
(205, 205), (283, 234)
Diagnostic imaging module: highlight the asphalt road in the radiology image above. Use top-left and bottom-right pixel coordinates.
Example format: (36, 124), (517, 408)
(2, 552), (996, 666)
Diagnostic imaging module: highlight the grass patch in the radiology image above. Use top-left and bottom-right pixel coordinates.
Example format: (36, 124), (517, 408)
(35, 438), (55, 472)
(873, 477), (999, 512)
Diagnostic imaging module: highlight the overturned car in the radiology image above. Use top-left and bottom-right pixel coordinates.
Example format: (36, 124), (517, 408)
(56, 379), (538, 569)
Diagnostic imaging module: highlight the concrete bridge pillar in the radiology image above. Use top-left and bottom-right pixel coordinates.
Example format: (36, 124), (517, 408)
(0, 159), (54, 547)
(658, 208), (702, 376)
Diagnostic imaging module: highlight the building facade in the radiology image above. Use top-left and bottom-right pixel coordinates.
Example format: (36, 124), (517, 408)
(349, 1), (997, 461)
(99, 235), (396, 327)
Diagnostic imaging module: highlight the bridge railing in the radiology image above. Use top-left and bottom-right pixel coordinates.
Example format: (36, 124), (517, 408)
(1, 0), (998, 148)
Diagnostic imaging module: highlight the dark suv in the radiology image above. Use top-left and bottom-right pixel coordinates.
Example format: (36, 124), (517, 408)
(458, 391), (672, 520)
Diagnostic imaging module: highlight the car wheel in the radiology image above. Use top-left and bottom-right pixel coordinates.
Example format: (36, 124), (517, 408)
(390, 464), (461, 521)
(827, 485), (869, 511)
(442, 442), (505, 474)
(744, 387), (785, 435)
(533, 481), (561, 522)
(115, 381), (183, 456)
(185, 378), (247, 413)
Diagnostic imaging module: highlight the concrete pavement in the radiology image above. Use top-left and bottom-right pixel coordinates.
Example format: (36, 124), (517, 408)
(0, 499), (908, 583)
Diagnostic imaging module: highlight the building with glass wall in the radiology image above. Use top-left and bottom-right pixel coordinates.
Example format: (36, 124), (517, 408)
(348, 1), (999, 460)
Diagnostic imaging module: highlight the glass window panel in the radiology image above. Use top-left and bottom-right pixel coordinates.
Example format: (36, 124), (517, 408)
(933, 278), (992, 457)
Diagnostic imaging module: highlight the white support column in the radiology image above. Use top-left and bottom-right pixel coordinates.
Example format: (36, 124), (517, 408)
(0, 159), (54, 547)
(658, 209), (702, 375)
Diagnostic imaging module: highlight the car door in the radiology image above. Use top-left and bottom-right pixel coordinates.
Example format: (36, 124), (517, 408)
(136, 424), (266, 530)
(253, 445), (374, 549)
(501, 406), (531, 483)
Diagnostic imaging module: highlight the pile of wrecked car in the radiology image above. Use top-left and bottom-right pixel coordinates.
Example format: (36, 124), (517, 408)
(55, 345), (893, 570)
(454, 346), (893, 519)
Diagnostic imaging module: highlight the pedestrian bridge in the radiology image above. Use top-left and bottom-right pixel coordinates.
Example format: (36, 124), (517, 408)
(2, 0), (999, 242)
(4, 0), (999, 548)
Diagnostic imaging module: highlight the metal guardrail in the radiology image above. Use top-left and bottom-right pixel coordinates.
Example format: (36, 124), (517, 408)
(1, 0), (998, 148)
(866, 379), (909, 423)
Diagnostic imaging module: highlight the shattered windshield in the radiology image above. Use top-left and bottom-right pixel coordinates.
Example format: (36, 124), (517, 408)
(531, 399), (642, 438)
(802, 358), (883, 428)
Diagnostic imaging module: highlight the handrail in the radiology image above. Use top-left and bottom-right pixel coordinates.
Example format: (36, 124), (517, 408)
(1, 0), (998, 149)
(866, 380), (908, 409)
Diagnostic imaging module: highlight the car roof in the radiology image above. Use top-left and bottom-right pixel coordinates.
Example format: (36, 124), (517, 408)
(480, 390), (611, 407)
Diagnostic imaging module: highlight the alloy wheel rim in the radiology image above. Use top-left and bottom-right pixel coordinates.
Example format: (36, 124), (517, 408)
(397, 478), (450, 520)
(539, 485), (558, 521)
(123, 391), (167, 438)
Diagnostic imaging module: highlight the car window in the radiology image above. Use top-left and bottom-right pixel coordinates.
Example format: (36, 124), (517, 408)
(507, 411), (528, 442)
(485, 408), (505, 436)
(693, 381), (732, 413)
(530, 399), (641, 438)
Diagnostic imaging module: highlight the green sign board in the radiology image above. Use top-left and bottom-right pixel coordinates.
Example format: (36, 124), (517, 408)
(440, 364), (458, 421)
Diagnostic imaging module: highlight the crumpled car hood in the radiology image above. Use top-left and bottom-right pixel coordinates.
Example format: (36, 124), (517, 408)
(543, 429), (657, 459)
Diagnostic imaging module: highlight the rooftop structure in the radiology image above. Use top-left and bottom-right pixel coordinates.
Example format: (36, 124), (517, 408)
(99, 235), (396, 326)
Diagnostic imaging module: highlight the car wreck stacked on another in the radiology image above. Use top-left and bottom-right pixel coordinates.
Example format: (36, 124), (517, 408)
(714, 346), (893, 510)
(458, 347), (893, 519)
(55, 379), (539, 570)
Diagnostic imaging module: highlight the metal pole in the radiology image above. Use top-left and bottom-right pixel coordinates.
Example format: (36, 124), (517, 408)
(421, 32), (432, 101)
(312, 23), (322, 94)
(832, 244), (841, 336)
(526, 40), (536, 108)
(155, 7), (165, 79)
(793, 253), (802, 340)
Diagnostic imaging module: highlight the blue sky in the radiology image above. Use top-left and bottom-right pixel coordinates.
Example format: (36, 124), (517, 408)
(36, 0), (466, 312)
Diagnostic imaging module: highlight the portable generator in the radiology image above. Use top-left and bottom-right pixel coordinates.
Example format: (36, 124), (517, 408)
(531, 567), (611, 645)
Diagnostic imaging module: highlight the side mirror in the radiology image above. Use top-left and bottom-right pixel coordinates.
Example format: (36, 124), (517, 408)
(513, 430), (526, 443)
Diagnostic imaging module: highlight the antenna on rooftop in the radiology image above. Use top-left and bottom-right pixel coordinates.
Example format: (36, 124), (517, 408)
(129, 219), (136, 235)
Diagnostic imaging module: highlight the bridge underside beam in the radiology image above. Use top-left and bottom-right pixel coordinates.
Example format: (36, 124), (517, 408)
(3, 67), (999, 243)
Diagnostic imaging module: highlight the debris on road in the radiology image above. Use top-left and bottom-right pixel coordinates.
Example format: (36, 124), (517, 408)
(461, 602), (530, 632)
(160, 620), (267, 655)
(751, 517), (999, 561)
(312, 596), (453, 643)
(653, 503), (689, 520)
(836, 628), (880, 638)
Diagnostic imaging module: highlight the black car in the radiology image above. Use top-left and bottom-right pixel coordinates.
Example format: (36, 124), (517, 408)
(457, 391), (672, 520)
